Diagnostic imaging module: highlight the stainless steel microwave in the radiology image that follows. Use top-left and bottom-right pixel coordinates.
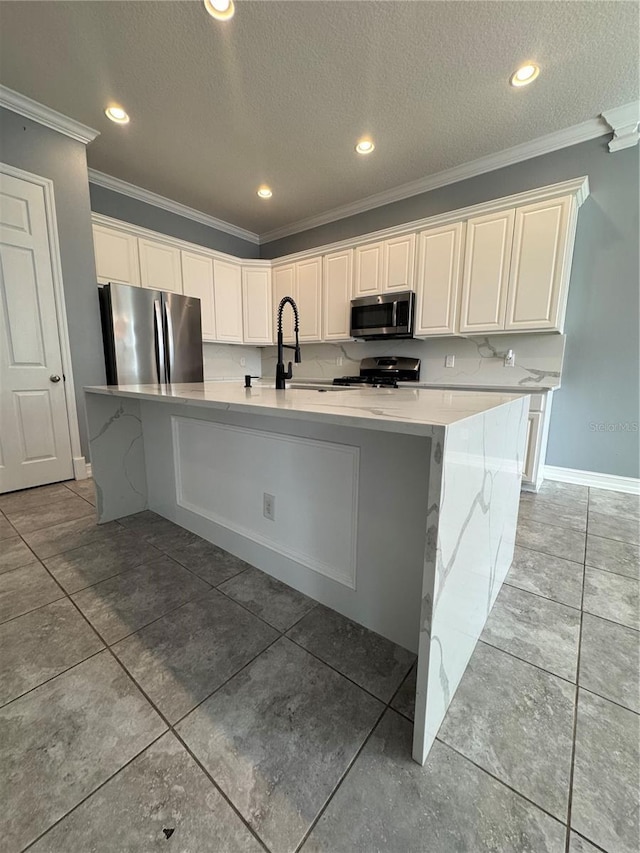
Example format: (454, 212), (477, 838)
(350, 291), (415, 340)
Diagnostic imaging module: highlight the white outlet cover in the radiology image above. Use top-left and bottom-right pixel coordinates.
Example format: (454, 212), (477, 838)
(445, 355), (455, 368)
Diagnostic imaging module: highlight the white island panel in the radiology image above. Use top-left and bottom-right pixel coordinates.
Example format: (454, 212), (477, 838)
(173, 416), (359, 588)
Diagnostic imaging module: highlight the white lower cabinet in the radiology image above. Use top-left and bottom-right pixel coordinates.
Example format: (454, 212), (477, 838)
(93, 224), (140, 286)
(139, 238), (183, 293)
(242, 267), (272, 344)
(414, 222), (463, 336)
(521, 392), (551, 491)
(213, 258), (243, 343)
(181, 251), (215, 340)
(323, 249), (353, 341)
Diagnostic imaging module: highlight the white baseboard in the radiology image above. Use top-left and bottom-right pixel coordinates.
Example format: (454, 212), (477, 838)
(544, 465), (640, 495)
(72, 456), (89, 480)
(85, 462), (92, 479)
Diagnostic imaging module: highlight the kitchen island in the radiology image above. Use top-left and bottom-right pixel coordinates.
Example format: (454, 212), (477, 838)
(84, 381), (529, 764)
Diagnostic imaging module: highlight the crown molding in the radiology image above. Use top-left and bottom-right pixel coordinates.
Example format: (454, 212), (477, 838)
(88, 169), (260, 245)
(601, 101), (640, 152)
(269, 176), (589, 264)
(259, 114), (610, 244)
(0, 84), (99, 144)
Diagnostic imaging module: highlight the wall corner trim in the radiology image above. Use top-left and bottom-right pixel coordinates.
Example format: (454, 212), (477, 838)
(544, 465), (640, 495)
(0, 84), (99, 144)
(601, 101), (640, 153)
(88, 169), (260, 245)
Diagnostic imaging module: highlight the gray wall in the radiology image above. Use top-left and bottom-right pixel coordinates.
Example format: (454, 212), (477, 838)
(262, 137), (640, 479)
(89, 183), (260, 259)
(0, 106), (105, 461)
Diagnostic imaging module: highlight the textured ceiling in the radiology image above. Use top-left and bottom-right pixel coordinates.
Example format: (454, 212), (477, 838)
(0, 1), (637, 235)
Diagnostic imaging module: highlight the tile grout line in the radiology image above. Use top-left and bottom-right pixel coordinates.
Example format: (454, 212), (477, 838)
(562, 488), (590, 853)
(19, 730), (169, 853)
(434, 736), (569, 829)
(39, 576), (275, 853)
(292, 703), (389, 853)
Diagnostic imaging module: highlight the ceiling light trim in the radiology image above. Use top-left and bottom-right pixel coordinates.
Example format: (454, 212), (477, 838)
(0, 84), (99, 144)
(601, 101), (640, 152)
(259, 113), (611, 244)
(88, 169), (260, 244)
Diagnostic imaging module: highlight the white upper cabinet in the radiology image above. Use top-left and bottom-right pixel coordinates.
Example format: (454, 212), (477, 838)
(383, 233), (416, 292)
(323, 249), (353, 341)
(296, 257), (322, 341)
(414, 222), (464, 337)
(272, 264), (295, 342)
(181, 251), (215, 341)
(242, 267), (272, 344)
(353, 242), (383, 297)
(354, 235), (416, 296)
(272, 258), (322, 343)
(213, 258), (243, 343)
(459, 209), (515, 333)
(139, 238), (183, 293)
(505, 195), (575, 332)
(92, 224), (140, 286)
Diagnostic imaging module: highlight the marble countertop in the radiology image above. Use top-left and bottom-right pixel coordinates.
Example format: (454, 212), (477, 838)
(85, 381), (528, 436)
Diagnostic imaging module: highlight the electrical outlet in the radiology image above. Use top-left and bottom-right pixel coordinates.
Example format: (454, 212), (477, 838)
(240, 357), (246, 367)
(445, 355), (455, 368)
(263, 492), (275, 521)
(337, 356), (343, 366)
(504, 349), (516, 368)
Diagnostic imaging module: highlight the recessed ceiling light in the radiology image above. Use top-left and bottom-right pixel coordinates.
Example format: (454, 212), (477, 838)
(355, 139), (375, 155)
(510, 63), (540, 88)
(203, 0), (235, 21)
(257, 186), (272, 199)
(105, 105), (129, 124)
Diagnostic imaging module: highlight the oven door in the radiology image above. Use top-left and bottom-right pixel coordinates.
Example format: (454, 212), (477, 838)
(350, 292), (414, 339)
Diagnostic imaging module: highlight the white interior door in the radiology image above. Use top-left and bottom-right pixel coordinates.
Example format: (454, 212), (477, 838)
(0, 172), (74, 492)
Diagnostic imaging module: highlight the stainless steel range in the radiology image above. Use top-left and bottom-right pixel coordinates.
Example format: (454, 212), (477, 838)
(333, 356), (421, 388)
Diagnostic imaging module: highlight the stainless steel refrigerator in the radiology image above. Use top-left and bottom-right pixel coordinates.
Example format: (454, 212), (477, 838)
(99, 282), (204, 384)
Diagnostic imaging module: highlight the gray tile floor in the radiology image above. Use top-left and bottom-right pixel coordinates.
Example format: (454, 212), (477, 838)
(0, 479), (638, 853)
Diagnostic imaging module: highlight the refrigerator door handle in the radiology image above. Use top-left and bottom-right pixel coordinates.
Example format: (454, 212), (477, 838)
(153, 299), (167, 383)
(164, 300), (175, 384)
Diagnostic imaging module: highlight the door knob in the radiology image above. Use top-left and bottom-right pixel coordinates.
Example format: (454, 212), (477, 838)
(50, 374), (61, 383)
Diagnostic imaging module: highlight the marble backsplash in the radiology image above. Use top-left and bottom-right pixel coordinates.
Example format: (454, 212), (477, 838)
(203, 343), (262, 381)
(260, 334), (566, 389)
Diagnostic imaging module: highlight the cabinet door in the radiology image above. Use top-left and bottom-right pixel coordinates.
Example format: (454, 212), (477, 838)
(383, 233), (416, 292)
(139, 238), (183, 293)
(459, 209), (515, 333)
(505, 195), (574, 332)
(522, 411), (542, 484)
(212, 259), (243, 342)
(353, 242), (383, 297)
(273, 264), (295, 342)
(323, 249), (353, 341)
(92, 225), (140, 286)
(242, 267), (272, 344)
(414, 223), (463, 336)
(296, 257), (322, 341)
(182, 251), (215, 340)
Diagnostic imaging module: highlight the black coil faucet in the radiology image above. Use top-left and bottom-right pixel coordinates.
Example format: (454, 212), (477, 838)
(275, 296), (301, 390)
